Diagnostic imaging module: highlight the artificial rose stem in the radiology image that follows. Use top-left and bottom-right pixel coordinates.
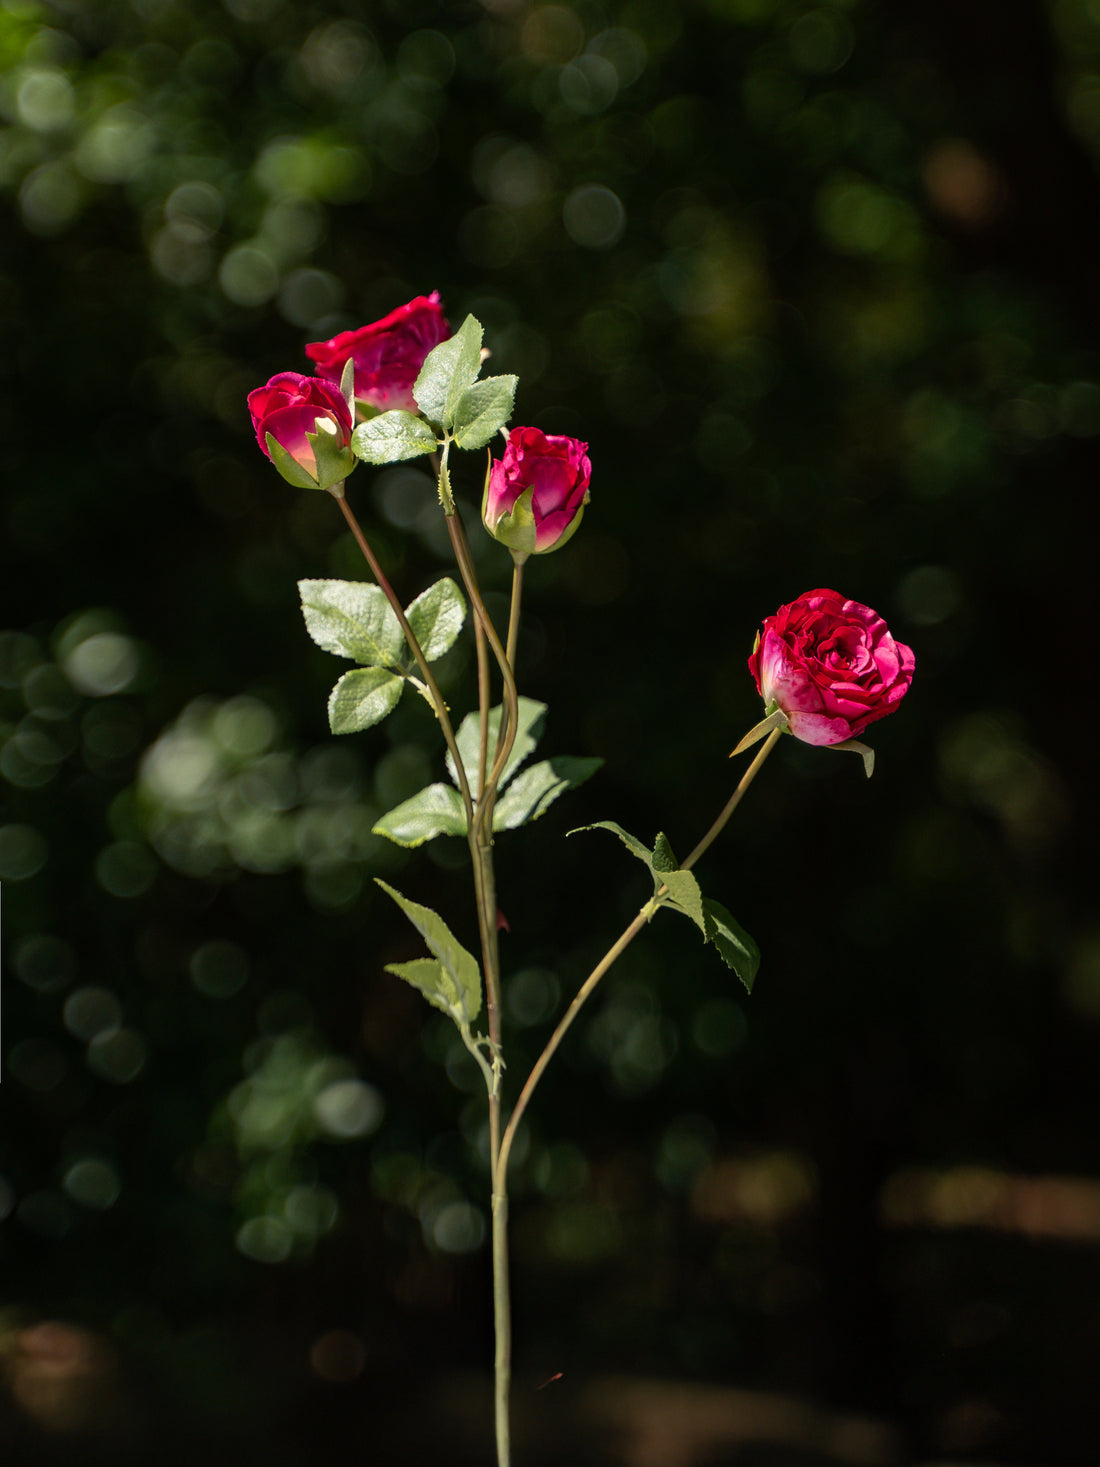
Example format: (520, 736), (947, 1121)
(680, 727), (783, 872)
(505, 560), (524, 671)
(333, 492), (475, 821)
(444, 513), (521, 822)
(490, 722), (782, 1467)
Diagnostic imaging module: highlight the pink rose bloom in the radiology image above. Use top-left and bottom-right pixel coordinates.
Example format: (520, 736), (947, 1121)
(305, 292), (451, 414)
(748, 589), (915, 746)
(247, 371), (353, 488)
(482, 426), (591, 558)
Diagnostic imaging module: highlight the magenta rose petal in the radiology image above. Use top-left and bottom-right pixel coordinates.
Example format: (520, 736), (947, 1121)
(747, 590), (915, 762)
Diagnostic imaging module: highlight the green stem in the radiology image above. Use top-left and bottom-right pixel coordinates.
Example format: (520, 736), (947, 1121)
(482, 558), (526, 844)
(506, 558), (524, 676)
(333, 491), (475, 826)
(495, 725), (783, 1200)
(444, 511), (520, 832)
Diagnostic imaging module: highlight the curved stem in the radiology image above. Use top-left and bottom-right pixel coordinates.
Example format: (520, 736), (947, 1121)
(497, 725), (783, 1187)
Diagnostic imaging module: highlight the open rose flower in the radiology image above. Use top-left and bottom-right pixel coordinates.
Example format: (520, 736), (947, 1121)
(748, 589), (915, 747)
(482, 426), (591, 560)
(248, 372), (355, 491)
(305, 292), (451, 414)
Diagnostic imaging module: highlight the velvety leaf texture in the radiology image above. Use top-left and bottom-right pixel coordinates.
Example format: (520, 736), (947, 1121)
(493, 756), (603, 830)
(453, 375), (517, 450)
(373, 783), (468, 846)
(351, 410), (438, 463)
(299, 579), (405, 667)
(328, 667), (404, 733)
(447, 697), (547, 800)
(405, 578), (467, 662)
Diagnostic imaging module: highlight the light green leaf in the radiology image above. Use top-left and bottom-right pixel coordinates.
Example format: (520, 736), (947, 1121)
(328, 667), (404, 734)
(376, 879), (482, 1023)
(384, 957), (467, 1021)
(702, 898), (761, 994)
(413, 315), (483, 427)
(493, 755), (603, 831)
(373, 783), (468, 846)
(567, 820), (653, 865)
(299, 579), (405, 667)
(351, 410), (438, 464)
(569, 824), (706, 931)
(657, 868), (707, 935)
(447, 697), (546, 800)
(453, 375), (518, 450)
(405, 577), (467, 662)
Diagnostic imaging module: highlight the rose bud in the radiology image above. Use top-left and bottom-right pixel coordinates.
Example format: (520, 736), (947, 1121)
(748, 589), (915, 748)
(247, 372), (355, 492)
(482, 426), (591, 560)
(305, 292), (451, 415)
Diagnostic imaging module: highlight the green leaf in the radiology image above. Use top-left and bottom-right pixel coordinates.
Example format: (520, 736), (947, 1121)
(447, 697), (546, 800)
(453, 375), (517, 450)
(702, 898), (761, 994)
(299, 579), (405, 667)
(569, 824), (706, 932)
(384, 958), (469, 1022)
(405, 577), (467, 662)
(568, 820), (652, 865)
(493, 755), (603, 830)
(376, 880), (482, 1023)
(413, 315), (483, 427)
(373, 783), (468, 846)
(351, 410), (439, 464)
(328, 667), (404, 734)
(658, 868), (707, 934)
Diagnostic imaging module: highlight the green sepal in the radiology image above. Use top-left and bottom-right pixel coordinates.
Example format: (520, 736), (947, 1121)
(447, 697), (546, 800)
(373, 783), (468, 846)
(351, 410), (439, 464)
(826, 738), (875, 778)
(730, 706), (789, 757)
(299, 579), (404, 667)
(405, 577), (466, 662)
(376, 879), (482, 1023)
(266, 428), (354, 493)
(492, 755), (603, 831)
(328, 667), (404, 734)
(453, 375), (517, 450)
(413, 315), (483, 428)
(484, 484), (538, 558)
(702, 898), (760, 994)
(339, 356), (356, 423)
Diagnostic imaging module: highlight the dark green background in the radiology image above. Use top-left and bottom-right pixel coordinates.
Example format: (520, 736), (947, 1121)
(2, 0), (1098, 1461)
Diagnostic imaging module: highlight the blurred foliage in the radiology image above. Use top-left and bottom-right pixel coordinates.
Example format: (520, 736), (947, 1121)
(2, 0), (1100, 1462)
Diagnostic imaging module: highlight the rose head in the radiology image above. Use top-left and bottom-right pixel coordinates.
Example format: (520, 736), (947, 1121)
(305, 292), (451, 415)
(748, 589), (915, 746)
(248, 372), (355, 492)
(482, 426), (591, 560)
